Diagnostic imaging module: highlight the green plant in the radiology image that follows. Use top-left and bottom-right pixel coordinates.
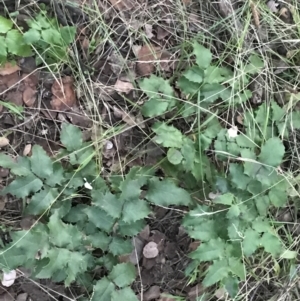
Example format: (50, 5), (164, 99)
(0, 124), (192, 299)
(138, 42), (300, 297)
(0, 11), (75, 65)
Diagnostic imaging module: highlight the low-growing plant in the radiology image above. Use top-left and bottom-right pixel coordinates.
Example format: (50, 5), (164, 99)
(0, 124), (192, 300)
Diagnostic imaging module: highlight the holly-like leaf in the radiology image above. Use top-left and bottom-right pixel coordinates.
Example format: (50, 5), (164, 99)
(141, 99), (169, 117)
(261, 232), (282, 256)
(84, 207), (115, 233)
(30, 145), (53, 178)
(111, 287), (139, 301)
(25, 187), (58, 215)
(45, 163), (65, 187)
(0, 16), (13, 34)
(86, 232), (110, 250)
(91, 278), (115, 301)
(258, 137), (284, 167)
(185, 219), (218, 241)
(214, 193), (234, 205)
(122, 199), (151, 223)
(242, 228), (260, 256)
(48, 213), (82, 249)
(193, 42), (212, 69)
(229, 163), (251, 190)
(117, 220), (145, 236)
(268, 188), (287, 207)
(167, 148), (183, 165)
(190, 238), (226, 261)
(60, 123), (83, 152)
(152, 122), (183, 148)
(108, 237), (132, 256)
(146, 177), (191, 206)
(109, 263), (136, 288)
(3, 174), (43, 198)
(92, 192), (124, 219)
(203, 259), (229, 287)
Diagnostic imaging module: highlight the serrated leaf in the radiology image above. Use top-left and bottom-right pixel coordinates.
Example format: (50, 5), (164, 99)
(30, 145), (53, 178)
(268, 188), (287, 207)
(228, 258), (245, 280)
(25, 187), (58, 215)
(204, 65), (233, 84)
(141, 99), (169, 117)
(48, 213), (82, 249)
(229, 163), (251, 190)
(271, 101), (285, 122)
(244, 54), (264, 74)
(183, 66), (204, 83)
(181, 138), (195, 171)
(117, 220), (145, 236)
(3, 174), (43, 198)
(203, 259), (229, 287)
(109, 263), (136, 288)
(45, 163), (65, 187)
(214, 193), (234, 205)
(193, 42), (212, 69)
(92, 192), (123, 219)
(84, 207), (115, 233)
(0, 16), (13, 33)
(242, 228), (260, 256)
(152, 122), (183, 148)
(0, 36), (7, 57)
(36, 248), (92, 286)
(261, 232), (282, 256)
(23, 28), (41, 44)
(258, 137), (284, 167)
(0, 154), (32, 176)
(120, 179), (142, 200)
(224, 276), (239, 298)
(108, 237), (132, 256)
(122, 199), (151, 223)
(167, 148), (183, 165)
(111, 287), (139, 301)
(201, 83), (230, 103)
(177, 75), (200, 95)
(186, 219), (218, 241)
(6, 30), (31, 56)
(146, 177), (191, 206)
(255, 195), (270, 216)
(91, 278), (115, 301)
(235, 135), (256, 148)
(60, 124), (83, 151)
(190, 238), (226, 261)
(86, 232), (110, 250)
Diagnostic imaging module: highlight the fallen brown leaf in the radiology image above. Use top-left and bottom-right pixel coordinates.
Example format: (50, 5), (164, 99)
(23, 144), (32, 156)
(5, 90), (23, 106)
(0, 62), (20, 76)
(137, 44), (162, 76)
(113, 105), (140, 126)
(156, 26), (170, 40)
(114, 79), (134, 94)
(50, 76), (77, 111)
(23, 86), (37, 107)
(0, 137), (9, 147)
(144, 286), (161, 301)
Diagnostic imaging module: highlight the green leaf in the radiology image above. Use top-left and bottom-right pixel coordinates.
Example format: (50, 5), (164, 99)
(0, 36), (7, 57)
(183, 66), (204, 83)
(3, 174), (43, 198)
(268, 188), (287, 207)
(117, 220), (145, 236)
(258, 137), (285, 167)
(23, 28), (41, 44)
(242, 228), (260, 256)
(92, 192), (123, 219)
(228, 258), (245, 280)
(261, 232), (282, 256)
(6, 30), (31, 56)
(204, 66), (233, 84)
(146, 177), (191, 206)
(244, 54), (264, 74)
(59, 26), (76, 45)
(109, 263), (136, 288)
(229, 163), (251, 190)
(177, 75), (200, 95)
(255, 195), (270, 216)
(214, 193), (234, 205)
(152, 122), (183, 148)
(167, 148), (183, 165)
(0, 16), (13, 33)
(193, 42), (212, 69)
(25, 187), (58, 215)
(48, 213), (82, 249)
(108, 237), (132, 256)
(45, 163), (65, 187)
(122, 199), (151, 223)
(190, 239), (226, 261)
(141, 99), (169, 117)
(91, 278), (115, 301)
(30, 145), (53, 178)
(185, 219), (217, 241)
(224, 276), (239, 298)
(60, 124), (83, 151)
(181, 138), (195, 171)
(84, 207), (115, 233)
(201, 83), (230, 103)
(271, 101), (285, 122)
(86, 232), (110, 250)
(203, 259), (229, 287)
(111, 287), (139, 301)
